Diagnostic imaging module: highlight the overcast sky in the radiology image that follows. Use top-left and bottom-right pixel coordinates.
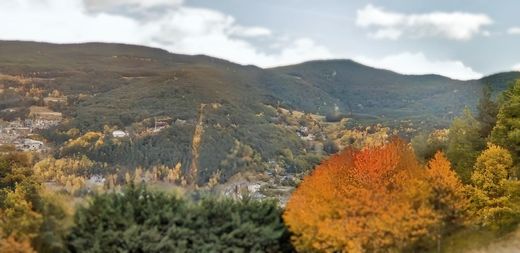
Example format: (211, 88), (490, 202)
(1, 0), (519, 80)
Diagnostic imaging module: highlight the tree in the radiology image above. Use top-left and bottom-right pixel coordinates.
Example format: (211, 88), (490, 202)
(467, 144), (520, 229)
(0, 154), (70, 253)
(284, 139), (438, 252)
(491, 80), (520, 171)
(477, 85), (499, 138)
(412, 130), (448, 162)
(0, 185), (43, 241)
(426, 152), (468, 225)
(0, 235), (36, 253)
(66, 184), (293, 252)
(446, 108), (485, 182)
(425, 152), (469, 252)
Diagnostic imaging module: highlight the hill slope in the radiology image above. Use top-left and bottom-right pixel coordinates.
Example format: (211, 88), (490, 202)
(0, 41), (519, 183)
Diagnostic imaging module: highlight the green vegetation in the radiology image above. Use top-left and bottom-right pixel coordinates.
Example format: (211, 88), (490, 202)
(1, 41), (519, 185)
(491, 80), (520, 172)
(0, 153), (71, 253)
(3, 41), (520, 252)
(66, 184), (293, 253)
(467, 144), (520, 230)
(446, 108), (485, 182)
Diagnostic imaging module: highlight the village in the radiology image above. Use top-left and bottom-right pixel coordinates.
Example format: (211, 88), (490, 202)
(0, 105), (62, 152)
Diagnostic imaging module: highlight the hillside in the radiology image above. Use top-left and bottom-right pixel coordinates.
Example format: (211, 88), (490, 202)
(0, 40), (519, 184)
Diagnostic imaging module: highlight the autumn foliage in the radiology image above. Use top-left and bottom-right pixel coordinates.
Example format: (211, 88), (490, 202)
(284, 139), (467, 252)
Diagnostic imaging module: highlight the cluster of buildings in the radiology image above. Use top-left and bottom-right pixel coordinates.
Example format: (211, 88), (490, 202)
(0, 106), (63, 152)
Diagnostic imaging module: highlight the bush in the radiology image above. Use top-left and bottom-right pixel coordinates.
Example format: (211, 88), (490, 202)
(66, 185), (294, 252)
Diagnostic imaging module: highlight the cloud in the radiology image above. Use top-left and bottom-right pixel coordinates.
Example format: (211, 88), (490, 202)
(0, 0), (484, 77)
(230, 26), (272, 37)
(507, 27), (520, 35)
(355, 52), (483, 80)
(0, 0), (332, 68)
(513, 63), (520, 71)
(84, 0), (184, 11)
(356, 4), (493, 40)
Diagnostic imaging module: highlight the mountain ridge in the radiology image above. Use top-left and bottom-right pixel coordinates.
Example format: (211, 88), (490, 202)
(1, 40), (520, 182)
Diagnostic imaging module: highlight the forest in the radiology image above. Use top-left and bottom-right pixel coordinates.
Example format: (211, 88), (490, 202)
(1, 78), (520, 252)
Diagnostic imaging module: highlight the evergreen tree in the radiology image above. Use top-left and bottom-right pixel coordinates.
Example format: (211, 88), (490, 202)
(491, 80), (520, 171)
(66, 184), (293, 253)
(446, 108), (486, 182)
(477, 85), (499, 138)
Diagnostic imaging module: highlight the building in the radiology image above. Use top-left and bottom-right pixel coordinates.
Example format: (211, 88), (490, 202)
(15, 139), (45, 152)
(112, 130), (129, 138)
(43, 96), (67, 106)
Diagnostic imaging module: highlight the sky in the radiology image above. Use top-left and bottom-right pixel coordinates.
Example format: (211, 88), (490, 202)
(1, 0), (519, 80)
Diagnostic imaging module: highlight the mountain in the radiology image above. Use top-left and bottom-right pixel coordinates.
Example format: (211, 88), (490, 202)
(0, 41), (519, 183)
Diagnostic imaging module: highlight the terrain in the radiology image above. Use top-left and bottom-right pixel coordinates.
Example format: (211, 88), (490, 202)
(0, 40), (519, 184)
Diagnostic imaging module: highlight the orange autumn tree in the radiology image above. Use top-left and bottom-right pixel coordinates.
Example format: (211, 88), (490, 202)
(425, 151), (469, 252)
(284, 139), (466, 252)
(426, 152), (468, 226)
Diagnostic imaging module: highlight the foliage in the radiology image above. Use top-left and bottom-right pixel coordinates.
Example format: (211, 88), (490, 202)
(491, 80), (520, 170)
(0, 153), (70, 253)
(284, 139), (455, 252)
(5, 41), (519, 188)
(0, 235), (36, 253)
(66, 184), (293, 253)
(467, 144), (520, 229)
(477, 85), (499, 138)
(446, 108), (486, 182)
(411, 129), (449, 162)
(426, 151), (469, 226)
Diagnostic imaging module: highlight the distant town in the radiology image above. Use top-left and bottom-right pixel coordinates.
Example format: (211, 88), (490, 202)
(0, 105), (62, 152)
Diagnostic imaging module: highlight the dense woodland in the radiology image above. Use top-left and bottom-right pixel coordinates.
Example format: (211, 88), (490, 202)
(1, 41), (520, 185)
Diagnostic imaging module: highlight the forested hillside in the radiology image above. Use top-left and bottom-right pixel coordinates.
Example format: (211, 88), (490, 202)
(1, 41), (519, 184)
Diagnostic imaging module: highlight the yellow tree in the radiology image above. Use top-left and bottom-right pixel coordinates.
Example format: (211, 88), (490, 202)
(468, 144), (520, 228)
(0, 185), (43, 241)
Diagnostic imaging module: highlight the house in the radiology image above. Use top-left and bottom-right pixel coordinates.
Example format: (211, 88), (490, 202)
(112, 130), (129, 138)
(15, 139), (45, 152)
(43, 96), (67, 106)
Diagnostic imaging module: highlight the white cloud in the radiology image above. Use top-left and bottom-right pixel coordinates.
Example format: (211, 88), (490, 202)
(230, 26), (272, 37)
(84, 0), (184, 11)
(0, 0), (486, 77)
(0, 0), (332, 68)
(355, 52), (483, 80)
(369, 28), (402, 40)
(356, 4), (493, 40)
(507, 27), (520, 35)
(513, 63), (520, 71)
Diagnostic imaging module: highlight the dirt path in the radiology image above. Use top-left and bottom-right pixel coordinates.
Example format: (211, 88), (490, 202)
(188, 103), (206, 185)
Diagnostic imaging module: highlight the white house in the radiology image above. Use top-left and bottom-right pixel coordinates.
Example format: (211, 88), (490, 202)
(112, 130), (129, 138)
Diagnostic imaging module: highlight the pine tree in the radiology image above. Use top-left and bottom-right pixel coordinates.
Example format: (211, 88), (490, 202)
(446, 108), (485, 182)
(477, 85), (499, 138)
(491, 80), (520, 172)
